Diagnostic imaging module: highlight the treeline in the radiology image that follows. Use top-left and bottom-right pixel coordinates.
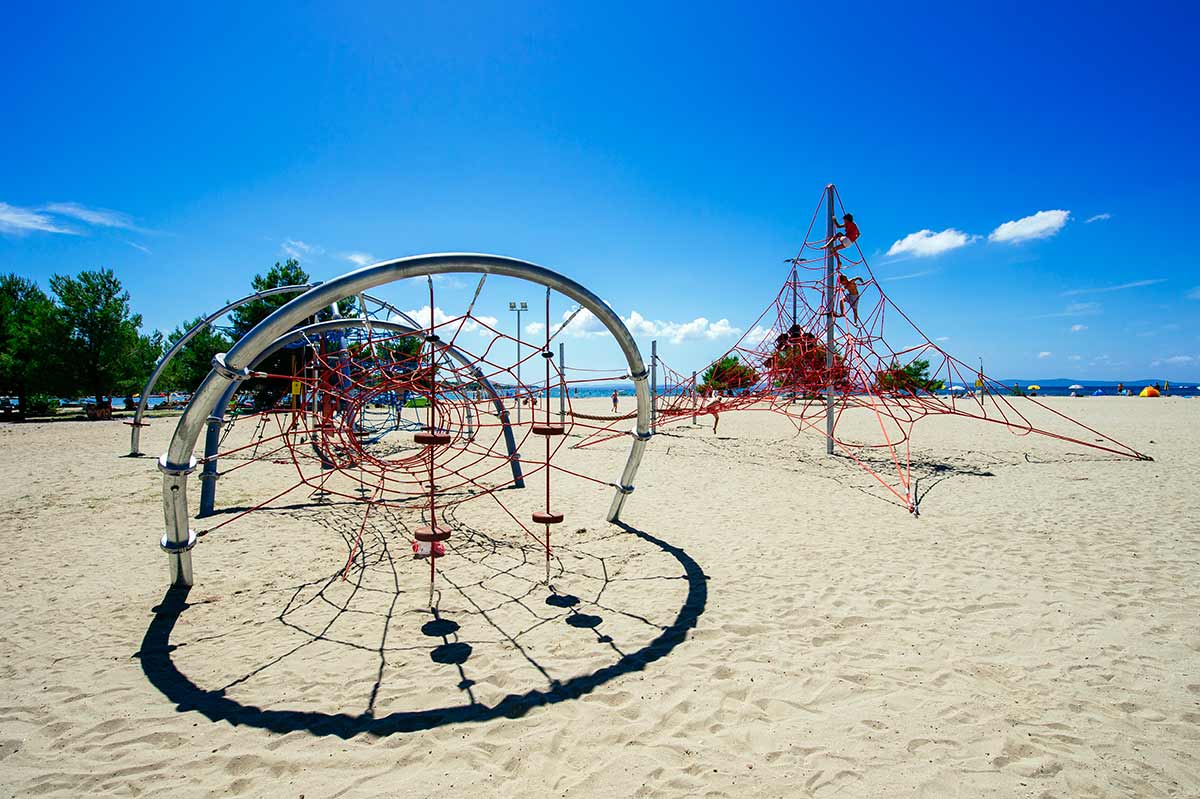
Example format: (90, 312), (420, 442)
(0, 258), (334, 418)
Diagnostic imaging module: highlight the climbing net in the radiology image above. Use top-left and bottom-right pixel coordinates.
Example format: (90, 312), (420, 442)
(197, 275), (648, 603)
(652, 185), (1149, 510)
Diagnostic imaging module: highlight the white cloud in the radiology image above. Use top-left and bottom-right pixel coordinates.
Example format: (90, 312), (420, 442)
(1038, 351), (1053, 359)
(935, 336), (950, 342)
(126, 241), (151, 254)
(746, 325), (774, 344)
(1070, 324), (1087, 332)
(1062, 278), (1165, 296)
(886, 228), (973, 258)
(405, 305), (498, 336)
(0, 202), (77, 235)
(1163, 355), (1196, 365)
(1085, 213), (1112, 223)
(282, 239), (322, 259)
(1068, 354), (1081, 361)
(884, 269), (938, 281)
(342, 252), (375, 267)
(42, 201), (134, 230)
(1030, 301), (1100, 319)
(622, 311), (741, 344)
(1187, 287), (1200, 300)
(989, 210), (1070, 243)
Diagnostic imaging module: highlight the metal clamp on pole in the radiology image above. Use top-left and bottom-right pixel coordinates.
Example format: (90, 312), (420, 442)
(632, 430), (653, 441)
(157, 455), (198, 476)
(211, 353), (253, 382)
(160, 529), (198, 553)
(613, 483), (636, 495)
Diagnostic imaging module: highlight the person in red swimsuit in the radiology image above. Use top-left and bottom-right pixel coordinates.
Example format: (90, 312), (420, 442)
(826, 213), (860, 264)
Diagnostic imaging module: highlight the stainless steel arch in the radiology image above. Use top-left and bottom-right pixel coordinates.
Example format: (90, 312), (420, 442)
(196, 318), (525, 516)
(158, 254), (651, 587)
(128, 284), (315, 456)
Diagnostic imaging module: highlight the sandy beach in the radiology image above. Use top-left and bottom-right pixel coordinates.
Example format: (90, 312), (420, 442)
(1, 396), (1198, 798)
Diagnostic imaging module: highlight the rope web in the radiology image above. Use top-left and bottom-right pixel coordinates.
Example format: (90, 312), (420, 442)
(197, 276), (645, 605)
(651, 185), (1150, 511)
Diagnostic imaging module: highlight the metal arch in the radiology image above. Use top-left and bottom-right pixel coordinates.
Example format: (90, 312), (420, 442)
(127, 284), (316, 456)
(159, 253), (652, 587)
(196, 318), (525, 516)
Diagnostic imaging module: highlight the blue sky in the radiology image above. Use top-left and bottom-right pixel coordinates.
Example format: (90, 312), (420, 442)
(2, 2), (1198, 380)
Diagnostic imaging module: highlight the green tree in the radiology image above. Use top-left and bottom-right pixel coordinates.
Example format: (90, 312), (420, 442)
(228, 258), (355, 339)
(49, 269), (162, 408)
(699, 355), (759, 395)
(874, 358), (945, 393)
(157, 317), (234, 392)
(0, 275), (69, 416)
(229, 259), (355, 410)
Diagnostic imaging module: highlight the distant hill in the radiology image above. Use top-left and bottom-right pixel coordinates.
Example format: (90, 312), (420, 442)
(998, 377), (1195, 386)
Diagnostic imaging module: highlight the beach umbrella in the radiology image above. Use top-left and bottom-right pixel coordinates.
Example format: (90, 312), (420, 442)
(1092, 389), (1104, 396)
(1027, 384), (1041, 391)
(1068, 384), (1084, 390)
(1139, 386), (1160, 398)
(949, 385), (965, 391)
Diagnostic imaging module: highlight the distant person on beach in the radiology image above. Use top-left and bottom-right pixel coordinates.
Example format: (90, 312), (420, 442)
(837, 273), (866, 324)
(826, 213), (860, 264)
(1117, 382), (1124, 396)
(611, 390), (618, 412)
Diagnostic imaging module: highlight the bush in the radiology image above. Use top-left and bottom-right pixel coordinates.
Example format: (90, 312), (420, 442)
(26, 394), (57, 417)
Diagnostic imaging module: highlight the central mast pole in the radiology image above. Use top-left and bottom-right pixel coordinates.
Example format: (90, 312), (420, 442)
(824, 184), (836, 455)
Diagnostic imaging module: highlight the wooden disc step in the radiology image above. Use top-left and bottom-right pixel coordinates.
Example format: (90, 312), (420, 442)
(531, 424), (565, 436)
(414, 525), (452, 542)
(532, 511), (565, 525)
(414, 431), (452, 445)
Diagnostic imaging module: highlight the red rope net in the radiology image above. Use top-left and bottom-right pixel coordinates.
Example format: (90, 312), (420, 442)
(199, 278), (641, 600)
(652, 186), (1150, 510)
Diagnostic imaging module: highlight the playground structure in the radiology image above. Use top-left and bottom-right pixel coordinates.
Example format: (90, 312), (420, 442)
(155, 254), (652, 594)
(151, 186), (1149, 596)
(647, 185), (1149, 511)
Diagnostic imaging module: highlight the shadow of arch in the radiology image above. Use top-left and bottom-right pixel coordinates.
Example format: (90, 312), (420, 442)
(136, 521), (706, 737)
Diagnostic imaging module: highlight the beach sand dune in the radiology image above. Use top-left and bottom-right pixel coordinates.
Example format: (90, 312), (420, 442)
(0, 397), (1197, 797)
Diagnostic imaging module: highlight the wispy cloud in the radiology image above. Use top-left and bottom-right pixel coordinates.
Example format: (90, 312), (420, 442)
(0, 202), (78, 236)
(1038, 351), (1053, 359)
(1068, 354), (1081, 361)
(884, 269), (938, 281)
(125, 240), (151, 254)
(2, 199), (149, 237)
(342, 251), (375, 267)
(989, 210), (1070, 243)
(1029, 301), (1101, 319)
(42, 201), (135, 230)
(282, 239), (322, 259)
(1061, 278), (1165, 296)
(935, 336), (950, 342)
(1188, 287), (1200, 300)
(1085, 213), (1112, 223)
(1070, 324), (1087, 332)
(886, 228), (974, 258)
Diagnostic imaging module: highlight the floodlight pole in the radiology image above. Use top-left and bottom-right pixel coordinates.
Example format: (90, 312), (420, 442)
(510, 301), (527, 424)
(825, 184), (836, 455)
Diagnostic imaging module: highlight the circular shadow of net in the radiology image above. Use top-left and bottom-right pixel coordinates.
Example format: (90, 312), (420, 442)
(136, 516), (706, 737)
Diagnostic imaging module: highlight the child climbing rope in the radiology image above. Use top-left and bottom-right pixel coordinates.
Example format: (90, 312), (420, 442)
(826, 213), (860, 264)
(837, 273), (867, 325)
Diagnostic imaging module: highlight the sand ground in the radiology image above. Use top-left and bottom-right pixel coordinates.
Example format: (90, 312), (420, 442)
(0, 396), (1197, 798)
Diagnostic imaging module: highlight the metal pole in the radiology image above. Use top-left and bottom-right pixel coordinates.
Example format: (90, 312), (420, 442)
(691, 371), (698, 424)
(825, 184), (836, 455)
(650, 339), (658, 433)
(558, 341), (565, 425)
(198, 414), (221, 516)
(515, 306), (522, 425)
(791, 263), (798, 328)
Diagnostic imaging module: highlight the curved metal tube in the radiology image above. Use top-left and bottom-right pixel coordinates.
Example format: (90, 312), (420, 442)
(197, 318), (524, 516)
(159, 254), (651, 587)
(128, 284), (314, 455)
